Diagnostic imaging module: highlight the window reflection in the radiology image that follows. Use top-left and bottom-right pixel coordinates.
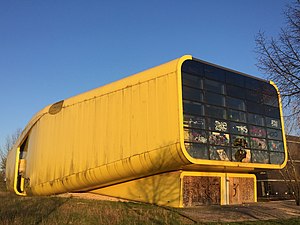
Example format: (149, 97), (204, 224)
(204, 79), (225, 94)
(183, 101), (204, 116)
(205, 92), (225, 106)
(251, 150), (269, 164)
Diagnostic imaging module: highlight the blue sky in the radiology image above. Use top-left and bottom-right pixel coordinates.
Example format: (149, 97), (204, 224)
(0, 0), (292, 145)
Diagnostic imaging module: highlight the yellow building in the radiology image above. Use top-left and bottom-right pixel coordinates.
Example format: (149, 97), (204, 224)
(6, 55), (287, 207)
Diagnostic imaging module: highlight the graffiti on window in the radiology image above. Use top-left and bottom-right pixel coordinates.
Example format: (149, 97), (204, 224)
(209, 146), (230, 161)
(183, 115), (205, 129)
(209, 132), (229, 146)
(268, 140), (284, 152)
(249, 126), (266, 137)
(267, 128), (282, 140)
(184, 129), (207, 144)
(250, 138), (267, 150)
(215, 120), (227, 132)
(233, 148), (251, 163)
(232, 136), (249, 148)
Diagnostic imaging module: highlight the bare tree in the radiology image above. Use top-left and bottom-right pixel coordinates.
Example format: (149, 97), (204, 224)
(0, 129), (22, 188)
(255, 0), (300, 205)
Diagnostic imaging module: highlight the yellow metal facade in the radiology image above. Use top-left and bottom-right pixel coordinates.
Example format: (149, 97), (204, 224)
(5, 55), (286, 206)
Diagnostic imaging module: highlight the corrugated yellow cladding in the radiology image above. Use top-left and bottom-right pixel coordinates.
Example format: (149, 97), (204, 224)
(18, 56), (191, 195)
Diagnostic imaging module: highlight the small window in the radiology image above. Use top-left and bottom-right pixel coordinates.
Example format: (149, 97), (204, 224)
(246, 90), (262, 103)
(207, 118), (228, 132)
(229, 122), (249, 135)
(204, 79), (225, 94)
(183, 115), (205, 129)
(252, 150), (269, 164)
(250, 137), (267, 150)
(182, 86), (203, 102)
(265, 117), (281, 129)
(231, 135), (249, 148)
(249, 125), (267, 138)
(267, 128), (282, 140)
(184, 128), (207, 144)
(183, 101), (204, 116)
(209, 146), (231, 161)
(226, 85), (245, 98)
(226, 72), (244, 87)
(270, 152), (285, 164)
(182, 60), (204, 76)
(227, 97), (245, 111)
(185, 143), (208, 159)
(205, 92), (225, 106)
(248, 113), (265, 126)
(264, 105), (280, 118)
(206, 105), (226, 119)
(204, 65), (225, 82)
(182, 73), (203, 89)
(246, 101), (264, 114)
(245, 77), (263, 90)
(268, 140), (284, 152)
(208, 132), (230, 146)
(263, 94), (278, 107)
(228, 109), (246, 122)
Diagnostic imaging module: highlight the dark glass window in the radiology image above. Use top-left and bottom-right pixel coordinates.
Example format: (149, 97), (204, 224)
(246, 89), (262, 103)
(185, 143), (208, 159)
(248, 113), (264, 126)
(183, 101), (204, 116)
(207, 118), (228, 132)
(263, 94), (279, 107)
(184, 128), (207, 144)
(245, 77), (263, 91)
(182, 73), (203, 89)
(252, 150), (269, 164)
(267, 128), (282, 140)
(268, 140), (284, 152)
(228, 109), (246, 122)
(232, 148), (251, 162)
(249, 125), (267, 138)
(231, 135), (249, 148)
(182, 60), (204, 76)
(183, 115), (205, 129)
(264, 105), (280, 118)
(246, 101), (264, 114)
(265, 117), (281, 129)
(226, 72), (244, 87)
(209, 146), (231, 161)
(270, 152), (284, 164)
(204, 65), (225, 82)
(250, 137), (267, 150)
(226, 85), (245, 98)
(229, 122), (249, 135)
(204, 79), (225, 94)
(206, 105), (226, 119)
(208, 132), (230, 146)
(227, 97), (245, 111)
(183, 86), (203, 102)
(205, 92), (225, 106)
